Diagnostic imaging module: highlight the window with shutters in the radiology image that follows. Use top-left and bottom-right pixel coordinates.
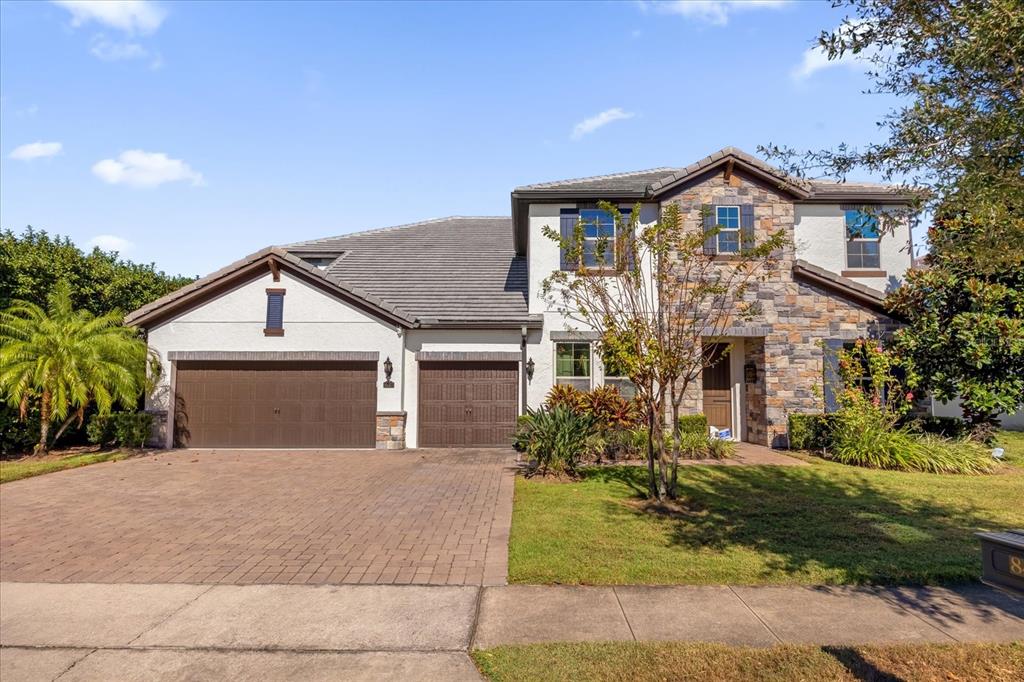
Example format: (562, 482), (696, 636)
(716, 206), (741, 253)
(845, 209), (881, 269)
(555, 342), (591, 390)
(264, 288), (285, 336)
(580, 208), (616, 269)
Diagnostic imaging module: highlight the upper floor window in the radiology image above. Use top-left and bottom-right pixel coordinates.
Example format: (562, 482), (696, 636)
(264, 288), (285, 336)
(716, 205), (741, 253)
(580, 209), (615, 269)
(845, 209), (881, 269)
(555, 342), (591, 390)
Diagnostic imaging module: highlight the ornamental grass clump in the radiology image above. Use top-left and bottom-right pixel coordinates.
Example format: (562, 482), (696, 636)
(515, 405), (597, 477)
(827, 339), (994, 474)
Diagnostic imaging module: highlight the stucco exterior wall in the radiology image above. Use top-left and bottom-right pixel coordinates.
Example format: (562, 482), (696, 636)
(145, 270), (404, 415)
(794, 204), (913, 292)
(524, 202), (659, 410)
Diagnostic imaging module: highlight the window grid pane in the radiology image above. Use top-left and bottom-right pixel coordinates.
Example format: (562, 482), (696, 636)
(556, 343), (591, 379)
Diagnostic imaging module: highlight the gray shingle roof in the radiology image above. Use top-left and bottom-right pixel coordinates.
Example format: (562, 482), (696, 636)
(286, 217), (530, 325)
(513, 146), (907, 201)
(516, 167), (681, 193)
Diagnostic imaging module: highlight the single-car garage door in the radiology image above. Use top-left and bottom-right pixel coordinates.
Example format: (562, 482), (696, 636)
(175, 361), (377, 448)
(419, 361), (518, 447)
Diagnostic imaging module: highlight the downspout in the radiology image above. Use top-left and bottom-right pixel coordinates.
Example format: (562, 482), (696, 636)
(520, 326), (528, 415)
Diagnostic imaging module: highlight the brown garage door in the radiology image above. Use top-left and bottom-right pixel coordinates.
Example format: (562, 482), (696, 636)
(175, 361), (377, 448)
(419, 361), (519, 448)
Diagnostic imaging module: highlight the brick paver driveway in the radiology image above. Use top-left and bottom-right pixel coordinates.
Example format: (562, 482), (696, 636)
(0, 449), (515, 586)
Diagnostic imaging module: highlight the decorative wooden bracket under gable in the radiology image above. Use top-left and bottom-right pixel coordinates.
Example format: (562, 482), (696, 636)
(268, 259), (280, 282)
(723, 158), (735, 182)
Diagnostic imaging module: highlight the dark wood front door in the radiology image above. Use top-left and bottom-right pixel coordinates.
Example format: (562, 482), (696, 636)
(702, 344), (732, 433)
(418, 361), (518, 447)
(174, 361), (377, 448)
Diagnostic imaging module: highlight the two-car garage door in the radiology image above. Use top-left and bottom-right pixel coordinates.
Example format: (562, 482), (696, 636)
(174, 361), (377, 448)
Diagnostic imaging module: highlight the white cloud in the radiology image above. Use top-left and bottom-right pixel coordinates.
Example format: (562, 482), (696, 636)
(643, 1), (790, 26)
(9, 141), (63, 160)
(89, 35), (148, 61)
(87, 234), (134, 253)
(92, 150), (203, 188)
(790, 21), (881, 81)
(571, 108), (636, 141)
(52, 1), (166, 35)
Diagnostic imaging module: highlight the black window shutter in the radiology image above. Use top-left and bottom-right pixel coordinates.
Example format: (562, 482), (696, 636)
(822, 339), (844, 413)
(621, 208), (635, 271)
(560, 208), (578, 271)
(266, 292), (284, 329)
(740, 204), (755, 250)
(702, 204), (717, 255)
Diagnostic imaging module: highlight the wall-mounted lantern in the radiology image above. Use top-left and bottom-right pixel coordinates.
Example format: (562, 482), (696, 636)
(744, 362), (757, 384)
(526, 357), (535, 381)
(383, 356), (395, 388)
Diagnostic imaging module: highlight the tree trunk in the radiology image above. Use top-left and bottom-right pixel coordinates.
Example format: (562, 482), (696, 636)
(646, 405), (658, 500)
(37, 390), (52, 454)
(50, 411), (82, 448)
(668, 386), (682, 499)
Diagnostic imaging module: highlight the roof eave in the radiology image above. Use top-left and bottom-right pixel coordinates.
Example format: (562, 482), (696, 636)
(511, 189), (649, 256)
(791, 259), (895, 316)
(650, 156), (812, 200)
(125, 248), (416, 329)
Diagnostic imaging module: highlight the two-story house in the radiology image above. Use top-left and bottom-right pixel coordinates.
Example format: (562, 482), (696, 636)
(127, 147), (913, 449)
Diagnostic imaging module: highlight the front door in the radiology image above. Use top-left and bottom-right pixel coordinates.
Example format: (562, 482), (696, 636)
(702, 344), (732, 433)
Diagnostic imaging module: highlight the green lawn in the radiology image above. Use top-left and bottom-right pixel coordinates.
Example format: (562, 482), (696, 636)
(509, 443), (1024, 585)
(0, 450), (130, 484)
(997, 429), (1024, 465)
(472, 642), (1024, 682)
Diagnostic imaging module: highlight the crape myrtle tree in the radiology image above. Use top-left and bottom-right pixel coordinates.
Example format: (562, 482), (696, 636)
(761, 0), (1024, 430)
(542, 203), (786, 501)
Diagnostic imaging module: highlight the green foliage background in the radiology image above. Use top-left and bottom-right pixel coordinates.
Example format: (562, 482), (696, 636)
(0, 227), (194, 316)
(0, 227), (193, 455)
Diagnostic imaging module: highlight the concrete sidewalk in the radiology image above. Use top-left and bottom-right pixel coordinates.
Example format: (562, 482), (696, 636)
(2, 582), (1022, 680)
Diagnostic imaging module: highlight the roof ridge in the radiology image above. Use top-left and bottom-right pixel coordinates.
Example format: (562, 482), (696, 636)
(518, 166), (681, 190)
(284, 216), (511, 248)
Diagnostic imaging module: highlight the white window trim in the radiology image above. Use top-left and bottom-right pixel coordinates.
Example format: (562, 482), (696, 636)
(554, 341), (592, 390)
(844, 210), (882, 268)
(716, 205), (741, 253)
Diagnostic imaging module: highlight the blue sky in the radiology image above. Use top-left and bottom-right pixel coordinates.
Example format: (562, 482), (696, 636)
(1, 1), (911, 277)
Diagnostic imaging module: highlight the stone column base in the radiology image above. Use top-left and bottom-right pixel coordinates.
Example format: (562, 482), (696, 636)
(375, 411), (406, 450)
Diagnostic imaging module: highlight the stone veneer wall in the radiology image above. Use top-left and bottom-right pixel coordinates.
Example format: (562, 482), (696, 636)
(375, 412), (406, 449)
(745, 338), (767, 445)
(661, 168), (899, 446)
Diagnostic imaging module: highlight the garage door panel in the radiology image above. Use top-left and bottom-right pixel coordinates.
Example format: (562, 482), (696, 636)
(175, 361), (376, 448)
(419, 361), (518, 448)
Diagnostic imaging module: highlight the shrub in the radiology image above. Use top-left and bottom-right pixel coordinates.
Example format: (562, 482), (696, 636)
(829, 408), (993, 474)
(544, 384), (586, 412)
(705, 437), (736, 459)
(581, 385), (641, 432)
(908, 415), (972, 440)
(514, 406), (596, 475)
(788, 414), (836, 451)
(87, 412), (154, 448)
(1, 405), (38, 458)
(677, 413), (708, 436)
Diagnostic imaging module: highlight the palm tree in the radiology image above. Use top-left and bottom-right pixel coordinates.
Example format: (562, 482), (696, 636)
(0, 282), (157, 453)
